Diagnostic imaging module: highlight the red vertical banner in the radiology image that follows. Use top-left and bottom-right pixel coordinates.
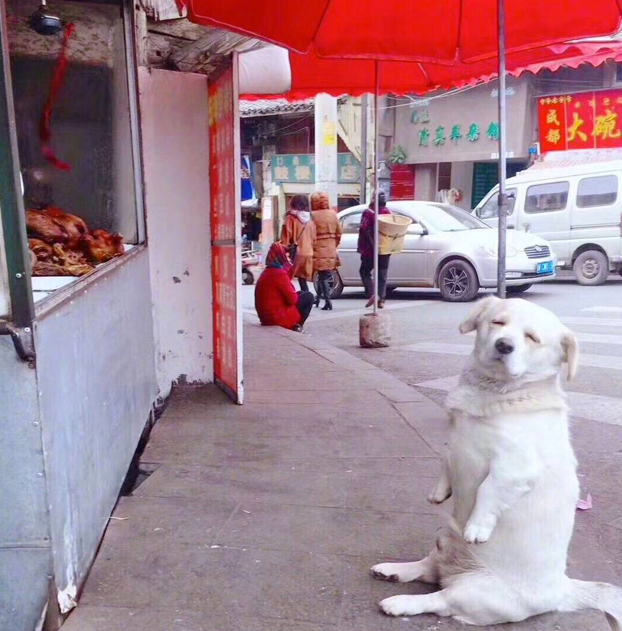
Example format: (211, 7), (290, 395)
(593, 89), (622, 149)
(389, 164), (415, 200)
(566, 93), (594, 151)
(208, 55), (244, 404)
(537, 97), (567, 152)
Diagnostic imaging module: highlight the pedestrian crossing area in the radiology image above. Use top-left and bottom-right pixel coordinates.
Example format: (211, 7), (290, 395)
(409, 308), (622, 427)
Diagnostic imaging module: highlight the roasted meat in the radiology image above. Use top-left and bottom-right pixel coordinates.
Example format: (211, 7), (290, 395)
(28, 238), (55, 262)
(45, 206), (88, 248)
(26, 209), (68, 243)
(32, 261), (71, 276)
(29, 238), (94, 277)
(51, 244), (94, 276)
(80, 229), (124, 264)
(29, 248), (37, 272)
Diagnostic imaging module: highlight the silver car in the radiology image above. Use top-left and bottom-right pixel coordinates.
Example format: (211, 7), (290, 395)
(322, 201), (557, 302)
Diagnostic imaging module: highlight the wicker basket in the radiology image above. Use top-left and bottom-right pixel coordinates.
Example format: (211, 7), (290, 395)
(378, 214), (413, 255)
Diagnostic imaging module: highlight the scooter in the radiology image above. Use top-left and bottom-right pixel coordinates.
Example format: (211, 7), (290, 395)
(241, 250), (260, 285)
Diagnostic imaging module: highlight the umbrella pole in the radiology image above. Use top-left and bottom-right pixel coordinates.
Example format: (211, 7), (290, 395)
(496, 0), (508, 298)
(373, 60), (380, 315)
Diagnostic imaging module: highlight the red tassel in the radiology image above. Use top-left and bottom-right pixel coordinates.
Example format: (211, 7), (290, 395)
(40, 22), (75, 171)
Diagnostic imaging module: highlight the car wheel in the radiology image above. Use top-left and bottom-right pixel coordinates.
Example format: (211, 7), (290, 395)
(438, 259), (479, 302)
(313, 270), (344, 299)
(573, 250), (609, 286)
(242, 269), (254, 285)
(506, 283), (532, 294)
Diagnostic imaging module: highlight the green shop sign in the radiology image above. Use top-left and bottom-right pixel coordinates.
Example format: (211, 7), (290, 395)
(410, 112), (499, 146)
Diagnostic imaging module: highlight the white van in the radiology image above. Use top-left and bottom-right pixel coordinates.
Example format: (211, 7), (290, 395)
(473, 159), (622, 285)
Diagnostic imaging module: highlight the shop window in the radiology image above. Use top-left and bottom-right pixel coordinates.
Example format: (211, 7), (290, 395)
(525, 181), (569, 214)
(577, 175), (618, 208)
(8, 1), (142, 284)
(437, 162), (452, 191)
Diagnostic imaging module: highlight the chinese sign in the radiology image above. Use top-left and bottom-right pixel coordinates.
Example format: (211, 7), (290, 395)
(412, 116), (499, 147)
(271, 154), (315, 183)
(538, 89), (622, 152)
(398, 78), (531, 163)
(208, 57), (243, 403)
(271, 154), (361, 184)
(337, 153), (361, 183)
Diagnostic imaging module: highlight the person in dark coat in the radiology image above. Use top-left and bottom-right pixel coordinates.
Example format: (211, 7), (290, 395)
(255, 242), (314, 332)
(357, 191), (391, 308)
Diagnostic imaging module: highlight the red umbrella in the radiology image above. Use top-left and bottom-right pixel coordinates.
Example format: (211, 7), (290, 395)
(181, 0), (622, 304)
(182, 0), (620, 63)
(242, 42), (622, 99)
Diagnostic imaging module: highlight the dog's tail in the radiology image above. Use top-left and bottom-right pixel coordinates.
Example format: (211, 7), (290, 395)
(565, 580), (622, 631)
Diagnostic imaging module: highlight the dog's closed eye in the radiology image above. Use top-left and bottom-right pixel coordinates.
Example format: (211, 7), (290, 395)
(525, 332), (540, 344)
(491, 319), (506, 326)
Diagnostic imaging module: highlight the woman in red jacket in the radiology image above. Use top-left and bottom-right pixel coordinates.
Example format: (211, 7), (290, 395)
(255, 243), (314, 332)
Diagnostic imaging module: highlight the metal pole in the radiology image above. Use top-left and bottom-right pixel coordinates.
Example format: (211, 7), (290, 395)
(496, 0), (508, 298)
(0, 2), (34, 329)
(360, 94), (368, 204)
(373, 61), (380, 315)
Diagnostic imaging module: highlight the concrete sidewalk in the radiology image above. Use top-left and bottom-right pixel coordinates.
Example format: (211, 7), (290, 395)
(62, 323), (607, 631)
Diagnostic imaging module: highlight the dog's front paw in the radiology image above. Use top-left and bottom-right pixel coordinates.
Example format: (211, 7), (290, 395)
(463, 519), (495, 544)
(380, 595), (417, 617)
(371, 563), (400, 582)
(428, 486), (452, 504)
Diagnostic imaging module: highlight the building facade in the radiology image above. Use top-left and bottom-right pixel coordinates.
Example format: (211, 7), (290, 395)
(386, 61), (622, 210)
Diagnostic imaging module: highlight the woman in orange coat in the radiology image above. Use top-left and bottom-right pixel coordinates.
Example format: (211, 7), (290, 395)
(310, 192), (342, 310)
(280, 194), (316, 293)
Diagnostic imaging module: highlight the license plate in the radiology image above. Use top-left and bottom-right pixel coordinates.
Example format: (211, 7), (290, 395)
(536, 261), (554, 274)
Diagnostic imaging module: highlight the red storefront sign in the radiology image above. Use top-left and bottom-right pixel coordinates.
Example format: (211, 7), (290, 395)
(538, 89), (622, 152)
(208, 56), (243, 403)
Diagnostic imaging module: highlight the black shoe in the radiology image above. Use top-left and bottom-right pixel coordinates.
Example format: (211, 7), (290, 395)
(314, 293), (321, 308)
(320, 280), (331, 309)
(292, 324), (304, 333)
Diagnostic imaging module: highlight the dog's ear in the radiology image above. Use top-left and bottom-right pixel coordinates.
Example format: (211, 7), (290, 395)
(459, 296), (500, 334)
(561, 330), (579, 381)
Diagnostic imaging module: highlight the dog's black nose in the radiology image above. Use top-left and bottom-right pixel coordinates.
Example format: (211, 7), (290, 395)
(495, 338), (514, 355)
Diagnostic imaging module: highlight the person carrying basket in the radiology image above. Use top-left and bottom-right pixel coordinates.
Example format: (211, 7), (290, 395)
(357, 191), (391, 308)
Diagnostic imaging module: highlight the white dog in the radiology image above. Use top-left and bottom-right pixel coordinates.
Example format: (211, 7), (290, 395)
(372, 296), (622, 629)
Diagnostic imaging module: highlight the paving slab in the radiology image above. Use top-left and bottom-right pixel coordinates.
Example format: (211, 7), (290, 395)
(218, 502), (443, 559)
(81, 543), (346, 625)
(134, 463), (351, 508)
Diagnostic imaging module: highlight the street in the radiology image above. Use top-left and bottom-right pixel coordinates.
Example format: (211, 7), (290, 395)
(243, 276), (622, 407)
(245, 275), (622, 414)
(243, 276), (622, 592)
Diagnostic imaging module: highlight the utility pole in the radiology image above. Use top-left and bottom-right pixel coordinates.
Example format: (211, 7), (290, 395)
(360, 94), (368, 204)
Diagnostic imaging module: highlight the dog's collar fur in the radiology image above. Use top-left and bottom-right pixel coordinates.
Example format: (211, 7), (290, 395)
(446, 357), (568, 418)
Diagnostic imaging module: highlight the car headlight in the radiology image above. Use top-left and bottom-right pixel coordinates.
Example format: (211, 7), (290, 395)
(480, 244), (517, 257)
